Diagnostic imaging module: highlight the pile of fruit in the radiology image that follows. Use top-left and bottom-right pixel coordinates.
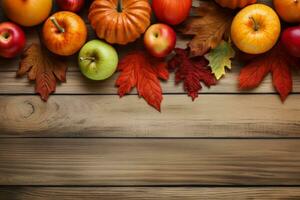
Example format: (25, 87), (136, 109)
(0, 0), (300, 111)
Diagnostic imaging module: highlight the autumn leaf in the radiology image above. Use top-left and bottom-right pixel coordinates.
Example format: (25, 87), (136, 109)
(17, 44), (67, 101)
(239, 43), (297, 102)
(180, 1), (233, 57)
(168, 48), (216, 100)
(116, 51), (169, 111)
(205, 40), (235, 80)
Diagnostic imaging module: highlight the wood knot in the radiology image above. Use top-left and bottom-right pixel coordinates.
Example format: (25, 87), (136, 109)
(23, 100), (35, 119)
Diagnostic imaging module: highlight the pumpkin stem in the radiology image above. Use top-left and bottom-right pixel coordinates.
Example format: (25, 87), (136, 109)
(50, 16), (65, 33)
(117, 0), (123, 12)
(249, 16), (259, 31)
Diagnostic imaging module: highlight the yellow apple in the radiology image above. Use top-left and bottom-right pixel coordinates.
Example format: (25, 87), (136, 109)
(2, 0), (52, 27)
(231, 4), (281, 54)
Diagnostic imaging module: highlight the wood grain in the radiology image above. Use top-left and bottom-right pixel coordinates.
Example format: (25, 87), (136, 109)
(1, 68), (300, 95)
(0, 138), (300, 185)
(0, 187), (299, 200)
(0, 95), (299, 137)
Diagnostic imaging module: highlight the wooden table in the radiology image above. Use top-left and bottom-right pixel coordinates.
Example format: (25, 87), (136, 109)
(1, 2), (300, 199)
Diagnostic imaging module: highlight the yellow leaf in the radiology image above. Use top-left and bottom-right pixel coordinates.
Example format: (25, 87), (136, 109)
(205, 41), (235, 80)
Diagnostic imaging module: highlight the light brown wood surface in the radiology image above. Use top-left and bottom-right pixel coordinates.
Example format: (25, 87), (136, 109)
(0, 187), (299, 200)
(0, 95), (300, 137)
(0, 0), (300, 199)
(1, 139), (300, 185)
(1, 68), (300, 95)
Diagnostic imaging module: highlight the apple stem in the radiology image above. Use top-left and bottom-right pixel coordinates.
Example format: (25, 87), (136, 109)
(80, 57), (96, 62)
(117, 0), (123, 12)
(50, 16), (65, 33)
(249, 16), (259, 31)
(1, 32), (9, 39)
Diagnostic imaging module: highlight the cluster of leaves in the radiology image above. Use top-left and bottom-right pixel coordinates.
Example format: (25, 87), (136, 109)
(178, 1), (236, 81)
(165, 1), (234, 101)
(180, 1), (233, 57)
(115, 47), (218, 110)
(179, 0), (299, 103)
(114, 1), (235, 111)
(117, 0), (300, 111)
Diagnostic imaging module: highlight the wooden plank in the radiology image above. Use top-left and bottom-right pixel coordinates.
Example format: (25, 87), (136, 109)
(0, 139), (299, 185)
(0, 95), (299, 137)
(0, 187), (300, 200)
(1, 65), (300, 95)
(1, 68), (300, 94)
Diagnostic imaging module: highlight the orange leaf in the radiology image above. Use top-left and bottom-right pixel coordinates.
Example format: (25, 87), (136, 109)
(116, 51), (169, 111)
(239, 43), (295, 102)
(17, 44), (67, 101)
(180, 1), (233, 57)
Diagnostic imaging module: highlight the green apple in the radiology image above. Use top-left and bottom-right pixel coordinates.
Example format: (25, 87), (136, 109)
(78, 40), (118, 80)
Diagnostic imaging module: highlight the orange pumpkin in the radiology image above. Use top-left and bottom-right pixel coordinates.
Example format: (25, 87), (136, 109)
(215, 0), (257, 9)
(88, 0), (151, 45)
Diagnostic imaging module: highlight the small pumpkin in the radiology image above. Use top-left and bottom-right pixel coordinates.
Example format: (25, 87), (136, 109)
(215, 0), (257, 9)
(88, 0), (151, 45)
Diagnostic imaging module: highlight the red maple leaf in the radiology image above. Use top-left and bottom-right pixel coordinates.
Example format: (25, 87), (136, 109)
(116, 51), (169, 111)
(239, 43), (299, 102)
(168, 48), (216, 100)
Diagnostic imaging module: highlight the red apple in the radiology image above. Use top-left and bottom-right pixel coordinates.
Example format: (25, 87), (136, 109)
(144, 24), (176, 58)
(0, 22), (26, 58)
(56, 0), (85, 13)
(281, 26), (300, 58)
(152, 0), (192, 25)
